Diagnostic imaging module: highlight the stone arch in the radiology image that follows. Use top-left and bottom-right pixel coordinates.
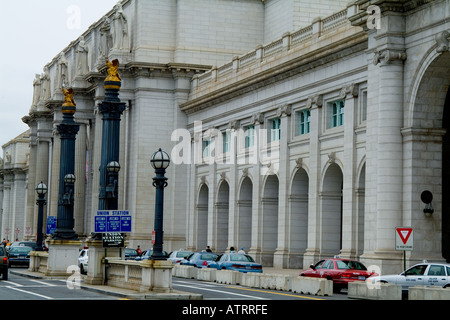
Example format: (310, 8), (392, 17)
(408, 50), (450, 261)
(196, 183), (209, 251)
(320, 163), (343, 256)
(237, 176), (252, 253)
(289, 167), (309, 267)
(215, 179), (230, 252)
(261, 174), (279, 266)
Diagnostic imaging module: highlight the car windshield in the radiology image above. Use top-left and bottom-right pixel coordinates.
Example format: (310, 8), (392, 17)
(0, 247), (4, 255)
(335, 260), (367, 270)
(404, 264), (427, 276)
(230, 254), (255, 262)
(200, 253), (218, 261)
(10, 247), (32, 253)
(176, 251), (192, 258)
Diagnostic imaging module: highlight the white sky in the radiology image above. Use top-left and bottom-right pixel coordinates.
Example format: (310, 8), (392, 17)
(0, 0), (119, 155)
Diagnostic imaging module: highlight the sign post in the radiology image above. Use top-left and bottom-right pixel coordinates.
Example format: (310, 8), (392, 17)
(395, 227), (413, 271)
(94, 210), (132, 248)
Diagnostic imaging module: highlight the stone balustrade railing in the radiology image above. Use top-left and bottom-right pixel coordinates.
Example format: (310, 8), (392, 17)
(191, 8), (350, 93)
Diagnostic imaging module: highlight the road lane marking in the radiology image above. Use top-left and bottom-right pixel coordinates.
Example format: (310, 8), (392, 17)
(226, 286), (325, 300)
(3, 281), (23, 287)
(173, 283), (267, 300)
(6, 286), (54, 300)
(29, 279), (57, 287)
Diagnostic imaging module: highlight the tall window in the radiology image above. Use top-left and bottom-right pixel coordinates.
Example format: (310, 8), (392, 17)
(270, 118), (281, 142)
(203, 138), (210, 158)
(223, 131), (231, 153)
(245, 125), (255, 148)
(331, 100), (345, 127)
(299, 110), (310, 135)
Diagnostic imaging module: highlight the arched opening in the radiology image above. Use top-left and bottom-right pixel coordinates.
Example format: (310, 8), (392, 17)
(321, 163), (343, 256)
(442, 87), (450, 261)
(196, 184), (209, 251)
(411, 51), (450, 262)
(237, 177), (252, 253)
(261, 174), (279, 266)
(216, 180), (229, 252)
(289, 168), (309, 267)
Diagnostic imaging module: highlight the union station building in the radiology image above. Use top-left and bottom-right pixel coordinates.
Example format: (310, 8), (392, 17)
(1, 0), (450, 274)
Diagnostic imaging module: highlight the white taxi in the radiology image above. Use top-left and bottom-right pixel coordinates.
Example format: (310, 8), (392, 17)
(367, 262), (450, 292)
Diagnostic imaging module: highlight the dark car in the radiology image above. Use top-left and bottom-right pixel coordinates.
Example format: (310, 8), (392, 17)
(300, 258), (377, 292)
(181, 252), (219, 268)
(8, 246), (32, 267)
(135, 249), (169, 261)
(10, 241), (40, 251)
(0, 246), (8, 280)
(125, 248), (139, 260)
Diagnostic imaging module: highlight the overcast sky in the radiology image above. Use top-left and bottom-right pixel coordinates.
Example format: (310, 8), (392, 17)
(0, 0), (119, 155)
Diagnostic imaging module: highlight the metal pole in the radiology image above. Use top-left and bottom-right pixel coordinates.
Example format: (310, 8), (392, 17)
(35, 193), (46, 251)
(151, 168), (168, 260)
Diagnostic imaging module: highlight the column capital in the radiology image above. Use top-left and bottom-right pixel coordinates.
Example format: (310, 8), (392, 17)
(373, 49), (407, 66)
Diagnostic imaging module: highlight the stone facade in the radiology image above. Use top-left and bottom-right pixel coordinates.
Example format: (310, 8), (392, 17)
(3, 0), (450, 275)
(0, 130), (30, 241)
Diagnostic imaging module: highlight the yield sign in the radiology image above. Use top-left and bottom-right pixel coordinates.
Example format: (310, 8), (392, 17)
(395, 227), (413, 251)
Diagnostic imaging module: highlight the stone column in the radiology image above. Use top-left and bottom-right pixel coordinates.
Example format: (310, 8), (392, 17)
(274, 105), (291, 268)
(340, 84), (359, 259)
(248, 113), (263, 263)
(303, 95), (322, 268)
(371, 46), (407, 270)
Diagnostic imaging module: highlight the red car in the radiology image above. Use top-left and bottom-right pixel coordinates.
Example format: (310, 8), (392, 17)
(300, 258), (377, 292)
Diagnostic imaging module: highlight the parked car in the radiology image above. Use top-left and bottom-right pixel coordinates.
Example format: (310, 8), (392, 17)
(181, 252), (219, 268)
(7, 246), (32, 267)
(367, 262), (450, 292)
(209, 253), (263, 273)
(300, 258), (377, 292)
(135, 249), (169, 261)
(167, 250), (193, 264)
(125, 248), (139, 260)
(10, 241), (39, 251)
(0, 246), (8, 280)
(78, 248), (88, 274)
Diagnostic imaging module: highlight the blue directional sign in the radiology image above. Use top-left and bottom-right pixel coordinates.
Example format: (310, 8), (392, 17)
(94, 210), (132, 233)
(47, 216), (57, 235)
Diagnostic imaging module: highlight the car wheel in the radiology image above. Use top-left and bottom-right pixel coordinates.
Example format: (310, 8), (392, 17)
(2, 271), (8, 281)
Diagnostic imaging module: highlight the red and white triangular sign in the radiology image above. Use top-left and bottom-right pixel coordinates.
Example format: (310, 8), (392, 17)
(396, 228), (413, 245)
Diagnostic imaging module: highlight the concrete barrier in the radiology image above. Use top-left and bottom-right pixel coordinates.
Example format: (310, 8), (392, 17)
(216, 270), (242, 285)
(240, 272), (262, 288)
(173, 265), (198, 279)
(259, 273), (292, 291)
(291, 277), (333, 296)
(409, 286), (450, 300)
(348, 281), (402, 300)
(197, 268), (217, 282)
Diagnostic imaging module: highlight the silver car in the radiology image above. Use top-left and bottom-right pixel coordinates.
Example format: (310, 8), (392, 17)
(368, 262), (450, 292)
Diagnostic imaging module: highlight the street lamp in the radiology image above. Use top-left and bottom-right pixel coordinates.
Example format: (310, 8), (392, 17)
(63, 174), (76, 205)
(150, 148), (170, 260)
(35, 182), (47, 251)
(106, 161), (121, 200)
